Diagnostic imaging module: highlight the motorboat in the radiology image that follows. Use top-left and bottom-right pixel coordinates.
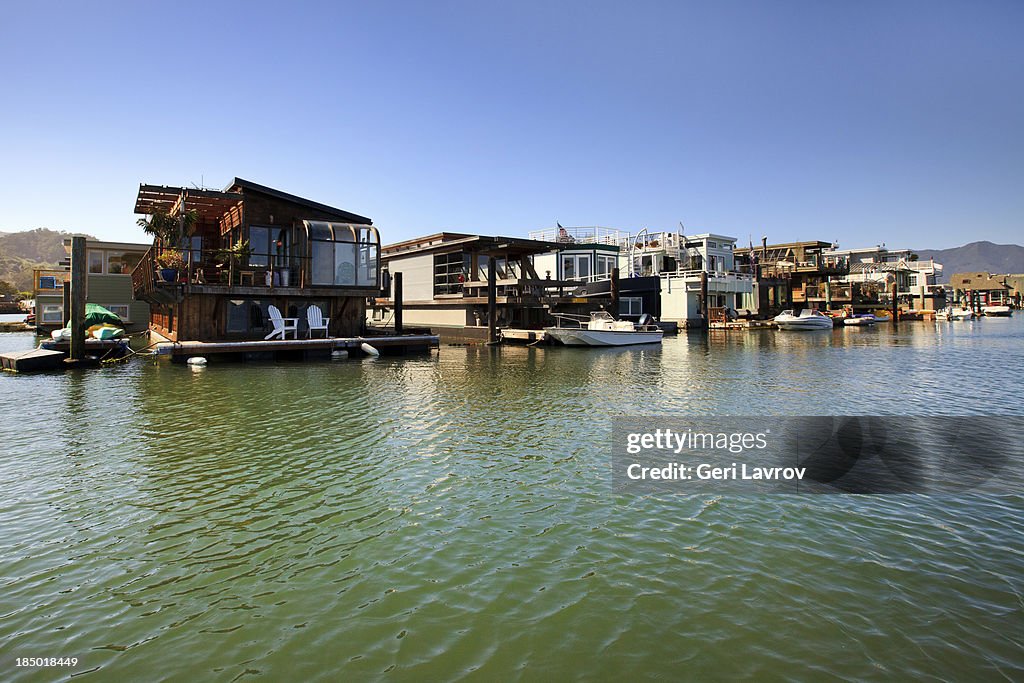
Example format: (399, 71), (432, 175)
(982, 305), (1012, 317)
(937, 306), (975, 320)
(544, 311), (663, 346)
(843, 313), (876, 326)
(774, 309), (834, 330)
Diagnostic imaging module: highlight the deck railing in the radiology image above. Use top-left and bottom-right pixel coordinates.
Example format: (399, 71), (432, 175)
(131, 246), (156, 300)
(132, 245), (380, 293)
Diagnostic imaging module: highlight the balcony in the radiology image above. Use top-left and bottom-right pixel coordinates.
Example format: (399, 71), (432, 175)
(131, 244), (380, 306)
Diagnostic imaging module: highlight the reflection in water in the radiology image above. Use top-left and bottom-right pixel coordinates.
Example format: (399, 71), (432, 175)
(0, 319), (1022, 680)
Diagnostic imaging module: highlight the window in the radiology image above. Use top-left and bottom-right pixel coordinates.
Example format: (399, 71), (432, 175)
(88, 250), (104, 274)
(249, 226), (289, 268)
(104, 304), (130, 319)
(304, 222), (379, 288)
(107, 251), (142, 275)
(619, 297), (643, 316)
(226, 299), (267, 334)
(37, 275), (60, 290)
(707, 241), (718, 249)
(596, 254), (617, 279)
(434, 252), (469, 295)
(41, 304), (63, 324)
(561, 254), (592, 281)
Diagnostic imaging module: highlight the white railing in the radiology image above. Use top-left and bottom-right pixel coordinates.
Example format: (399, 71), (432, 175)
(658, 269), (753, 281)
(528, 226), (624, 246)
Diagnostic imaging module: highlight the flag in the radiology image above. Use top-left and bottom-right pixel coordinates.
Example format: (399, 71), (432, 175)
(557, 222), (563, 229)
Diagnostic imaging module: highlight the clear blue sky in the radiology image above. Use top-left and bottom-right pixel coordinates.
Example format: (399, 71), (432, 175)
(1, 0), (1020, 249)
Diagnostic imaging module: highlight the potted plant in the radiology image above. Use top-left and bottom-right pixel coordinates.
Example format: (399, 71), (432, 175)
(156, 250), (185, 282)
(214, 238), (252, 283)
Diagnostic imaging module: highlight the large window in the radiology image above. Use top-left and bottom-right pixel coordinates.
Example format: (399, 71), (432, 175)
(435, 252), (469, 295)
(107, 251), (142, 275)
(303, 222), (379, 288)
(249, 227), (289, 268)
(596, 255), (617, 279)
(561, 253), (592, 281)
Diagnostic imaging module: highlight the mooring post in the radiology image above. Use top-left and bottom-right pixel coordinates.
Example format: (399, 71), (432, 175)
(700, 271), (709, 327)
(487, 256), (497, 343)
(69, 235), (86, 360)
(824, 280), (832, 311)
(62, 279), (71, 326)
(610, 267), (620, 317)
(394, 271), (403, 335)
(890, 282), (899, 325)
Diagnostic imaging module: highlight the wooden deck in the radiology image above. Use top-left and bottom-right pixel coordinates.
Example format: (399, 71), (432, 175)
(156, 334), (439, 358)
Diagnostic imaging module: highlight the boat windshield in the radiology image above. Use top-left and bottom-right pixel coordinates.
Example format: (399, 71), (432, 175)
(591, 311), (615, 322)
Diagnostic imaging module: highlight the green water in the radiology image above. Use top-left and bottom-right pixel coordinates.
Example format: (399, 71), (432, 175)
(1, 319), (1022, 681)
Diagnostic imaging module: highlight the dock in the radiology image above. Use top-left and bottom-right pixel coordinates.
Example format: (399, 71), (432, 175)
(709, 320), (777, 330)
(156, 334), (439, 360)
(500, 328), (548, 344)
(0, 348), (67, 373)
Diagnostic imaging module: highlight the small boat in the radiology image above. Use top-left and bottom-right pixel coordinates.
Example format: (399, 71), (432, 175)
(774, 309), (834, 331)
(982, 305), (1012, 317)
(843, 313), (876, 326)
(545, 311), (663, 346)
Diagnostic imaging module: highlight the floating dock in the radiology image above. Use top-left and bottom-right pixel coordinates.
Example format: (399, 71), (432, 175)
(156, 334), (438, 361)
(709, 320), (777, 330)
(0, 348), (67, 373)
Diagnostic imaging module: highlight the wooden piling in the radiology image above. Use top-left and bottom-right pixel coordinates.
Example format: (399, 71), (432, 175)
(487, 256), (497, 343)
(890, 282), (898, 324)
(69, 236), (86, 360)
(700, 271), (709, 325)
(394, 271), (403, 335)
(610, 267), (620, 317)
(824, 281), (832, 310)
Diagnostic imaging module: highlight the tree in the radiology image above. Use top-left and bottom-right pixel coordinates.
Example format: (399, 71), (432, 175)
(136, 208), (198, 247)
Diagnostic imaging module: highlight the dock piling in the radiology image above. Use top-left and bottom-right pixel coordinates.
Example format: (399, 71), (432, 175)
(487, 256), (497, 344)
(890, 282), (898, 325)
(394, 271), (403, 335)
(69, 235), (86, 361)
(611, 268), (620, 317)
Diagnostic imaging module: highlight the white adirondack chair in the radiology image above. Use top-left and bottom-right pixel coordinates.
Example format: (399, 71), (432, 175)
(265, 304), (298, 340)
(307, 305), (330, 338)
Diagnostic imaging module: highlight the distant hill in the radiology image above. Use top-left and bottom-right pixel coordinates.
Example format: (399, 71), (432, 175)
(0, 228), (94, 293)
(916, 241), (1024, 282)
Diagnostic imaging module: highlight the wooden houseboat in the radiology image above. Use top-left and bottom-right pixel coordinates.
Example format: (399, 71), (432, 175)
(131, 178), (381, 342)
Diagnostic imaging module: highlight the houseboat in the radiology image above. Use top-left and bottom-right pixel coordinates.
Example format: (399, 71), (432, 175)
(371, 232), (610, 342)
(32, 239), (151, 333)
(131, 178), (383, 346)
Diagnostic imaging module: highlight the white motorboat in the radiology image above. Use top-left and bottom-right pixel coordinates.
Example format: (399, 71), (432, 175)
(942, 307), (975, 320)
(544, 311), (663, 346)
(982, 305), (1012, 317)
(843, 313), (876, 326)
(774, 309), (834, 330)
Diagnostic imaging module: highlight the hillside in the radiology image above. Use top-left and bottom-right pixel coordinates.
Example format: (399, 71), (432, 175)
(0, 228), (94, 294)
(916, 241), (1024, 282)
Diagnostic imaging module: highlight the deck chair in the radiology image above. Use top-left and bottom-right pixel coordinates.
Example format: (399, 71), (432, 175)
(265, 304), (298, 340)
(306, 305), (330, 338)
